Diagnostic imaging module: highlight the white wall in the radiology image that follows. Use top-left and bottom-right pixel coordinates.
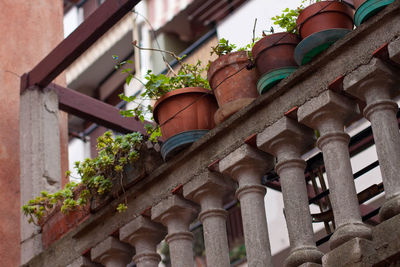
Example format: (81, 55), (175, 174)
(217, 0), (301, 47)
(63, 6), (84, 38)
(68, 138), (91, 182)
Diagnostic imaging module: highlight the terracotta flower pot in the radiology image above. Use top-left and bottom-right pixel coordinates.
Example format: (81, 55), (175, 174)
(252, 33), (300, 75)
(297, 1), (355, 39)
(153, 87), (217, 141)
(40, 185), (90, 249)
(207, 51), (259, 124)
(252, 33), (300, 94)
(41, 204), (90, 249)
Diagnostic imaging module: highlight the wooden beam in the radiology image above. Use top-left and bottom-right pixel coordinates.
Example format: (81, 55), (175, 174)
(24, 0), (140, 90)
(49, 83), (149, 135)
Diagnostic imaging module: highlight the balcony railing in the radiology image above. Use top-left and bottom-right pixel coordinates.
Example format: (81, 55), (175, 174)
(19, 1), (400, 267)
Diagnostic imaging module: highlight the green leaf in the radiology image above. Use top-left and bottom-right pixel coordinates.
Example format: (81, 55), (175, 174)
(126, 74), (133, 85)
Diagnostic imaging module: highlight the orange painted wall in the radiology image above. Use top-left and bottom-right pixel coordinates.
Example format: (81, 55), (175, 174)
(0, 1), (65, 265)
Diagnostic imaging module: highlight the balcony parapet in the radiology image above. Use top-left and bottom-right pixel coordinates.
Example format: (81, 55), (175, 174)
(21, 2), (400, 266)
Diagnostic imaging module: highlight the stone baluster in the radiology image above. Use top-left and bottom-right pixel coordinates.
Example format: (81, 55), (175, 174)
(67, 256), (102, 267)
(298, 90), (372, 250)
(183, 172), (236, 267)
(219, 144), (274, 267)
(120, 216), (166, 267)
(151, 195), (199, 267)
(91, 236), (133, 267)
(257, 117), (324, 266)
(344, 58), (400, 221)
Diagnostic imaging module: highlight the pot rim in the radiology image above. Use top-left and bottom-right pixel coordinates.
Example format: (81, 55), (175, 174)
(252, 32), (300, 60)
(153, 87), (213, 124)
(297, 1), (355, 36)
(207, 51), (251, 87)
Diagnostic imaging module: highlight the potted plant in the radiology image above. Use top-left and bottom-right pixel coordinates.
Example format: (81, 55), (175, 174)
(207, 38), (259, 125)
(273, 0), (355, 65)
(353, 0), (395, 26)
(252, 27), (300, 94)
(117, 51), (217, 161)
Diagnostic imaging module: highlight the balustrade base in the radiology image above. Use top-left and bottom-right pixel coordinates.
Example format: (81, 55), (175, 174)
(322, 237), (376, 267)
(379, 194), (400, 221)
(371, 213), (400, 265)
(298, 263), (322, 267)
(329, 222), (372, 250)
(284, 246), (323, 267)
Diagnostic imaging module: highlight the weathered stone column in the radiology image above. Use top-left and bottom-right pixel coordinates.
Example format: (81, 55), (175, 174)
(219, 144), (274, 267)
(183, 172), (236, 267)
(344, 58), (400, 221)
(20, 87), (62, 263)
(120, 216), (166, 267)
(152, 195), (199, 267)
(257, 117), (323, 266)
(91, 236), (133, 267)
(298, 91), (371, 249)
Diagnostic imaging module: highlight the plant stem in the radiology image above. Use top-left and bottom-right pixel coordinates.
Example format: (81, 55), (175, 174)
(132, 41), (179, 76)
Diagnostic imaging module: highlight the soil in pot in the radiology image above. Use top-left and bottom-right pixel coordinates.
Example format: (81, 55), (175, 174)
(354, 0), (395, 26)
(207, 51), (259, 125)
(153, 87), (218, 160)
(295, 1), (355, 65)
(252, 32), (300, 94)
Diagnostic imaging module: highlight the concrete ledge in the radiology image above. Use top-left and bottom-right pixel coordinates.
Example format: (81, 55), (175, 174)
(368, 213), (400, 265)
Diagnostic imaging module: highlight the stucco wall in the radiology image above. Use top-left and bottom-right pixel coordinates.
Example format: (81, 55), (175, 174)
(0, 1), (66, 266)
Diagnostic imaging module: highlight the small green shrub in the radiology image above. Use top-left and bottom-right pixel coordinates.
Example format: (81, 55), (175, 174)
(271, 0), (322, 34)
(22, 131), (144, 225)
(115, 55), (209, 141)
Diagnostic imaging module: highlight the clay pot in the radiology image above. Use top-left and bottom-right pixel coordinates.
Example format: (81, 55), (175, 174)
(207, 51), (259, 124)
(252, 33), (300, 76)
(41, 205), (90, 249)
(297, 1), (355, 39)
(40, 185), (90, 249)
(153, 87), (218, 140)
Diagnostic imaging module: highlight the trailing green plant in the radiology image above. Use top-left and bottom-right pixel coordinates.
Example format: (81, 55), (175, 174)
(22, 131), (144, 225)
(271, 0), (322, 34)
